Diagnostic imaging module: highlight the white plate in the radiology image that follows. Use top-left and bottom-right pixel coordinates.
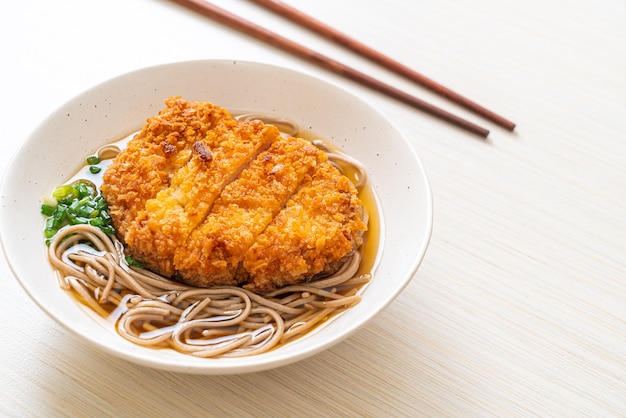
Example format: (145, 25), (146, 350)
(0, 60), (432, 374)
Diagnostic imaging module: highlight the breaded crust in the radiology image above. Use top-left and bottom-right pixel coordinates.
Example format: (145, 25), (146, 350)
(175, 136), (327, 287)
(102, 97), (367, 292)
(101, 98), (232, 237)
(243, 161), (365, 292)
(125, 117), (279, 276)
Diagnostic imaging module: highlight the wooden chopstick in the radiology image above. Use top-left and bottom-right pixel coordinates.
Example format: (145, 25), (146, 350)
(169, 0), (491, 138)
(249, 0), (516, 131)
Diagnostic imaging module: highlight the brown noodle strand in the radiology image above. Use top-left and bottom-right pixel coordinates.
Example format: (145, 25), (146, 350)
(100, 253), (119, 302)
(263, 285), (345, 300)
(340, 275), (372, 287)
(307, 295), (362, 308)
(55, 270), (71, 291)
(66, 276), (110, 318)
(118, 314), (173, 346)
(188, 334), (253, 358)
(223, 307), (285, 357)
(97, 144), (121, 161)
(283, 309), (318, 329)
(244, 291), (307, 315)
(109, 263), (163, 299)
(306, 253), (362, 288)
(69, 252), (117, 303)
(285, 294), (318, 309)
(282, 308), (335, 343)
(48, 224), (369, 357)
(81, 262), (108, 288)
(128, 268), (189, 292)
(324, 152), (368, 188)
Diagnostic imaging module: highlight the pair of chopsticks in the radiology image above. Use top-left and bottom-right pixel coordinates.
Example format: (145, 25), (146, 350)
(170, 0), (515, 138)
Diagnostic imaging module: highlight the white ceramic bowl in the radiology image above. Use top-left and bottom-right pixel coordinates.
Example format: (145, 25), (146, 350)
(0, 60), (432, 374)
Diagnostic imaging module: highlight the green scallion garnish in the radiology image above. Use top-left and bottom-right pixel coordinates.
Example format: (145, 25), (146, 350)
(86, 155), (101, 165)
(41, 180), (115, 243)
(125, 255), (145, 268)
(40, 204), (56, 216)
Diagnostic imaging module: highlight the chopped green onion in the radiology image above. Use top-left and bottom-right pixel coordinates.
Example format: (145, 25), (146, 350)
(44, 217), (58, 239)
(42, 194), (58, 208)
(40, 204), (55, 216)
(52, 184), (75, 201)
(41, 179), (115, 242)
(86, 155), (101, 165)
(100, 225), (115, 236)
(125, 255), (145, 268)
(51, 205), (67, 229)
(75, 181), (95, 199)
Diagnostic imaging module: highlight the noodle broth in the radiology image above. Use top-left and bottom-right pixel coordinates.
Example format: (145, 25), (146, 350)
(44, 114), (381, 358)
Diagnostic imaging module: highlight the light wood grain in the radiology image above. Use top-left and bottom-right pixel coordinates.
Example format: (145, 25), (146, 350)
(1, 0), (625, 416)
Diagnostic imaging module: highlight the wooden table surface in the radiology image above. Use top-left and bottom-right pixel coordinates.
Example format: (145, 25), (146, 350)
(1, 0), (625, 416)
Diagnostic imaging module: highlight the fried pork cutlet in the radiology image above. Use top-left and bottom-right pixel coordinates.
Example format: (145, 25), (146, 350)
(175, 136), (327, 287)
(104, 98), (281, 276)
(243, 161), (365, 292)
(101, 97), (367, 292)
(101, 98), (232, 238)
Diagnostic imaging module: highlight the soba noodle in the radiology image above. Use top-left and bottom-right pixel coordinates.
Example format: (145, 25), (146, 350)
(43, 113), (373, 358)
(48, 224), (369, 357)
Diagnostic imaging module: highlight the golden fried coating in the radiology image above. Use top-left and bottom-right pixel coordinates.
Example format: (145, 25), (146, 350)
(243, 162), (365, 292)
(101, 98), (232, 237)
(104, 98), (280, 275)
(102, 97), (366, 291)
(175, 136), (327, 287)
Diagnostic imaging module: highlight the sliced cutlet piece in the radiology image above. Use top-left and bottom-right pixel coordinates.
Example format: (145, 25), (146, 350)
(123, 115), (281, 277)
(101, 97), (231, 237)
(243, 161), (367, 292)
(174, 136), (327, 287)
